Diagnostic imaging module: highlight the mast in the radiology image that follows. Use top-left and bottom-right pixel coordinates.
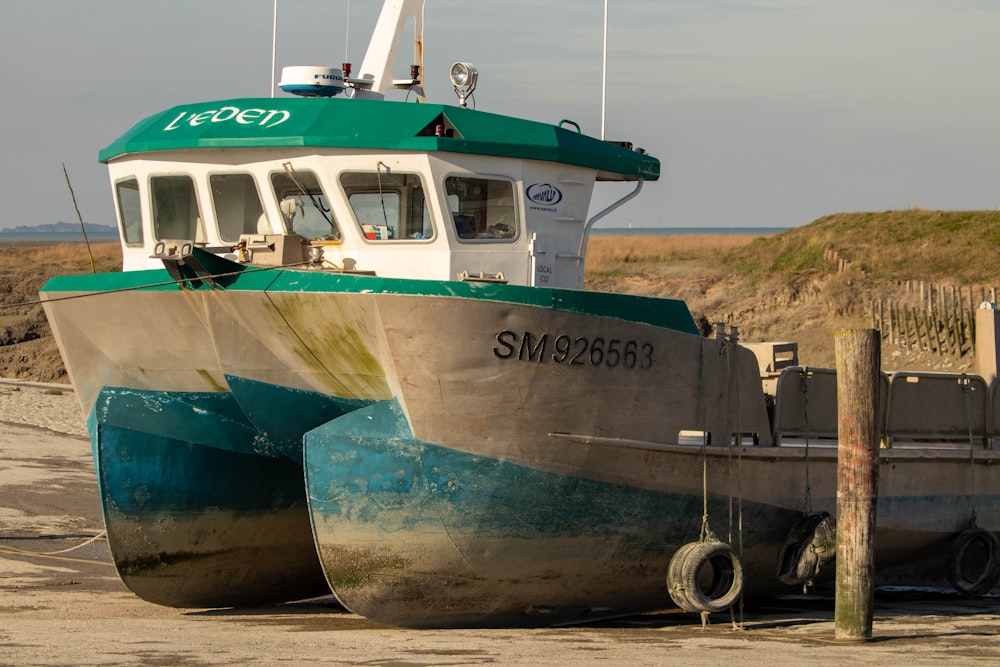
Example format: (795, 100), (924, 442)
(601, 0), (608, 140)
(271, 0), (278, 97)
(352, 0), (425, 101)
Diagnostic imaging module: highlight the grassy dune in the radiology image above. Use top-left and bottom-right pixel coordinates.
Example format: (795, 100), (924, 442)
(587, 210), (1000, 370)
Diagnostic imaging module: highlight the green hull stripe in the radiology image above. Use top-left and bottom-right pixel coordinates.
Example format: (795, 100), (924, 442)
(41, 269), (698, 334)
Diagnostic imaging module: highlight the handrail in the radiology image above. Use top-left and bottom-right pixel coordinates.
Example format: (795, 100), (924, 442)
(574, 179), (644, 288)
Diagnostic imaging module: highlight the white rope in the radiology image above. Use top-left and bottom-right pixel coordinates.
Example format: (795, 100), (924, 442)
(1, 531), (106, 555)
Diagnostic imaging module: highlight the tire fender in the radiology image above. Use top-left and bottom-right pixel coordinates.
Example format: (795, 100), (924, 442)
(776, 511), (836, 586)
(666, 541), (744, 614)
(947, 527), (1000, 597)
(666, 542), (702, 612)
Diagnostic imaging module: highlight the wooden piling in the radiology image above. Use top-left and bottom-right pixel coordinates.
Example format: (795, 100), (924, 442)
(834, 329), (881, 641)
(975, 307), (1000, 383)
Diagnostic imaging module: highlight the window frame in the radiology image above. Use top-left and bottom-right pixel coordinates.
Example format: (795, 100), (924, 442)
(114, 176), (144, 247)
(339, 170), (435, 243)
(148, 173), (205, 243)
(208, 171), (268, 243)
(269, 168), (342, 242)
(443, 174), (519, 243)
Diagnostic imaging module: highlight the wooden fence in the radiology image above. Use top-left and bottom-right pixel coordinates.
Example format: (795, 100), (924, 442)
(869, 282), (998, 358)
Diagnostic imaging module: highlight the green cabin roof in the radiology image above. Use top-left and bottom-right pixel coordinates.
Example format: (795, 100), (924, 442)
(99, 97), (659, 181)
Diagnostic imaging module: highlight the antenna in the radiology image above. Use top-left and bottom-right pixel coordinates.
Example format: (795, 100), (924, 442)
(271, 0), (278, 97)
(601, 0), (608, 140)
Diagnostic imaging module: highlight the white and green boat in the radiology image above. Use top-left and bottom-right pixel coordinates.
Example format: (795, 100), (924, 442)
(41, 0), (1000, 624)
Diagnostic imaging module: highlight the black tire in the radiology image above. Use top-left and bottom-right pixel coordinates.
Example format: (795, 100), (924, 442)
(947, 528), (1000, 597)
(666, 542), (703, 612)
(668, 541), (744, 613)
(776, 511), (836, 586)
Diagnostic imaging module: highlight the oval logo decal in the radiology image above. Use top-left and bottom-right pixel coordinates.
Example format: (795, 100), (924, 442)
(525, 183), (563, 206)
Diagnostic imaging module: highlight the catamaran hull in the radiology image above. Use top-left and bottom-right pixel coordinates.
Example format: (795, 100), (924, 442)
(304, 398), (1000, 627)
(90, 386), (329, 607)
(41, 281), (331, 607)
(42, 269), (1000, 624)
(272, 280), (998, 627)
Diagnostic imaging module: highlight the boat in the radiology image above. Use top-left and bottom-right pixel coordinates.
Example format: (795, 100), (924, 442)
(41, 0), (1000, 624)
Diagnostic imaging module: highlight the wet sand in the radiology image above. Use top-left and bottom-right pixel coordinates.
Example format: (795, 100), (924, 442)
(2, 381), (1000, 666)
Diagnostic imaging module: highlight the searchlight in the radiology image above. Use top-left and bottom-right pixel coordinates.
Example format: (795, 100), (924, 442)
(449, 62), (478, 108)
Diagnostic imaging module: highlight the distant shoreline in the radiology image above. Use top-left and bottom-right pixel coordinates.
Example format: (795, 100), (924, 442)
(0, 232), (119, 244)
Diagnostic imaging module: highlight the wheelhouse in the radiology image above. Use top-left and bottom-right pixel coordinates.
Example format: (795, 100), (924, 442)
(102, 98), (658, 289)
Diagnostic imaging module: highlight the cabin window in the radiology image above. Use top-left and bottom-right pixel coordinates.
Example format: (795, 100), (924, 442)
(210, 173), (266, 243)
(115, 178), (143, 246)
(270, 169), (340, 241)
(445, 177), (516, 241)
(150, 175), (205, 242)
(340, 171), (432, 241)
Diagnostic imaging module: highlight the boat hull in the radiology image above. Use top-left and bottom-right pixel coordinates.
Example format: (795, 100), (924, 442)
(304, 399), (1000, 627)
(90, 386), (329, 607)
(42, 268), (1000, 623)
(304, 399), (765, 626)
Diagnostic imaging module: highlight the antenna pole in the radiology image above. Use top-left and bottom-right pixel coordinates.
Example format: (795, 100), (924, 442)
(601, 0), (608, 140)
(62, 163), (96, 274)
(271, 0), (278, 97)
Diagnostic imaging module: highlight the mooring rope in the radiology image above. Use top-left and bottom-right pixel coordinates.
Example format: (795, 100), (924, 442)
(801, 366), (813, 515)
(698, 337), (715, 543)
(725, 335), (746, 631)
(0, 531), (106, 556)
(0, 531), (114, 568)
(2, 260), (315, 311)
(961, 374), (978, 528)
(724, 340), (735, 545)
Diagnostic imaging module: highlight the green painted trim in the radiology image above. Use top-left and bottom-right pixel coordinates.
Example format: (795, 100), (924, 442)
(42, 269), (697, 334)
(41, 266), (281, 292)
(98, 97), (659, 181)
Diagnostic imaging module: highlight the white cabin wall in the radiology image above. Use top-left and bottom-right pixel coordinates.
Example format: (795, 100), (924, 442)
(425, 154), (530, 284)
(310, 152), (454, 280)
(426, 154), (597, 288)
(106, 161), (150, 272)
(520, 162), (597, 289)
(107, 149), (598, 287)
(108, 150), (458, 278)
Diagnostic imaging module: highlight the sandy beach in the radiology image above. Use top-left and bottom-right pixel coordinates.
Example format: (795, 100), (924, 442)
(2, 380), (1000, 666)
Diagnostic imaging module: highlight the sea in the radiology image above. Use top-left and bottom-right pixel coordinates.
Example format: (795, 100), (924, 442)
(0, 227), (788, 243)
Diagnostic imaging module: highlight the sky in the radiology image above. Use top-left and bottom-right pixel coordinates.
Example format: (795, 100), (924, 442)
(0, 0), (997, 231)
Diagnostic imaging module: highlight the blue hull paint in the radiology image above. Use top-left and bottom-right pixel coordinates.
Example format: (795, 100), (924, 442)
(92, 386), (263, 456)
(303, 399), (796, 627)
(91, 386), (329, 607)
(224, 374), (371, 462)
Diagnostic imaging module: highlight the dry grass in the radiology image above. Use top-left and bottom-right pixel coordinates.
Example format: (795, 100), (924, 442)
(0, 241), (122, 272)
(585, 234), (762, 273)
(0, 242), (122, 381)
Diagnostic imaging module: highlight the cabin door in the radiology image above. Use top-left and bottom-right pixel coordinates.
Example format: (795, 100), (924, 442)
(529, 233), (557, 287)
(529, 233), (584, 288)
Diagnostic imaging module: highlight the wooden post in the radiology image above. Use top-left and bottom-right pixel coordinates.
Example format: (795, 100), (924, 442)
(975, 307), (1000, 383)
(834, 329), (881, 641)
(902, 307), (914, 349)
